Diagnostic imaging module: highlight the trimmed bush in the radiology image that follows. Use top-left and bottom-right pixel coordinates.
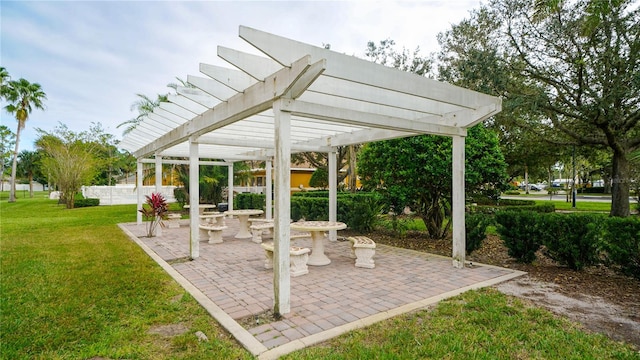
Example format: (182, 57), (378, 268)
(476, 203), (555, 215)
(495, 211), (544, 263)
(540, 213), (604, 270)
(74, 198), (99, 208)
(174, 187), (187, 207)
(290, 192), (382, 231)
(465, 213), (493, 255)
(235, 193), (265, 210)
(600, 217), (640, 279)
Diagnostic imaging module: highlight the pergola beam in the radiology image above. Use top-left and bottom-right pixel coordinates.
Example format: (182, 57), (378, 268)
(133, 55), (325, 159)
(281, 99), (467, 137)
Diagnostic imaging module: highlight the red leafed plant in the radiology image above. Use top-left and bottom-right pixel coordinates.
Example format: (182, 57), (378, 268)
(139, 192), (169, 237)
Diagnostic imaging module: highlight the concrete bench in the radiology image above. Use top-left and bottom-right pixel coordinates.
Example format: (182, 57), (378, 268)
(260, 242), (311, 277)
(250, 222), (274, 243)
(166, 213), (182, 228)
(199, 224), (228, 244)
(348, 236), (376, 268)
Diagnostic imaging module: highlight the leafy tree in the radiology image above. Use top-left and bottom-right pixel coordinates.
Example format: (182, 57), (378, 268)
(2, 76), (47, 203)
(17, 150), (41, 198)
(438, 0), (639, 217)
(0, 125), (15, 190)
(117, 93), (168, 135)
(35, 124), (101, 209)
(309, 167), (329, 189)
(358, 125), (508, 238)
(365, 39), (433, 77)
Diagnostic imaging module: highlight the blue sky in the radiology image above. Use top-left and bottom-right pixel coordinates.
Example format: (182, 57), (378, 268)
(1, 0), (481, 152)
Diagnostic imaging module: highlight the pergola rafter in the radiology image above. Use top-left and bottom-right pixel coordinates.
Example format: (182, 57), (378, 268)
(120, 26), (502, 316)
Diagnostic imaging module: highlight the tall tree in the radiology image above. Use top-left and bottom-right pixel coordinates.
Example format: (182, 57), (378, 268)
(3, 77), (47, 203)
(0, 125), (16, 191)
(438, 0), (639, 217)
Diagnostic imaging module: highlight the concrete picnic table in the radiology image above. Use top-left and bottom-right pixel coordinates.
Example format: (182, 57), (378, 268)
(224, 209), (264, 238)
(183, 204), (216, 215)
(289, 221), (347, 266)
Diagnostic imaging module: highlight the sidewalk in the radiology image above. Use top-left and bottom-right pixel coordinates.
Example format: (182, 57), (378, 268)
(120, 219), (525, 359)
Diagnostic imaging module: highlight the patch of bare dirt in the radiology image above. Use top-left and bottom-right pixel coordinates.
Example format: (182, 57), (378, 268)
(345, 229), (640, 349)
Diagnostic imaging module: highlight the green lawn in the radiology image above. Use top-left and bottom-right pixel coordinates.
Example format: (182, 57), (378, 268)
(1, 195), (637, 359)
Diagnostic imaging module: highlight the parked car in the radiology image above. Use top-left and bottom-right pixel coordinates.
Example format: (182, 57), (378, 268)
(520, 183), (543, 191)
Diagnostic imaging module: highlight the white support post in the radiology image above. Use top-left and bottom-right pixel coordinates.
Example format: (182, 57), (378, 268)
(189, 138), (200, 259)
(227, 163), (234, 212)
(328, 150), (338, 241)
(136, 160), (143, 224)
(155, 154), (163, 237)
(155, 154), (162, 194)
(273, 100), (291, 316)
(266, 159), (272, 219)
(452, 135), (466, 269)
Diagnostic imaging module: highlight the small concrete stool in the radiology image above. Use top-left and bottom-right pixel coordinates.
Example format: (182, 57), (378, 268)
(250, 222), (274, 243)
(166, 213), (182, 229)
(260, 242), (311, 277)
(199, 225), (228, 244)
(348, 236), (376, 269)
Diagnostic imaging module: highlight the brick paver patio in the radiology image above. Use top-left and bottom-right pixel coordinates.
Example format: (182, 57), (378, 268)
(120, 217), (525, 359)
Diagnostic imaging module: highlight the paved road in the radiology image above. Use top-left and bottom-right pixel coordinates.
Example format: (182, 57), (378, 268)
(502, 192), (636, 203)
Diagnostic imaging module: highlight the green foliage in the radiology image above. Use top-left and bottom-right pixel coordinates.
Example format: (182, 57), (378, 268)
(290, 192), (383, 232)
(503, 190), (521, 195)
(235, 193), (265, 210)
(309, 167), (328, 189)
(36, 124), (102, 209)
(600, 217), (640, 279)
(540, 213), (604, 270)
(73, 198), (99, 208)
(174, 187), (187, 207)
(465, 213), (493, 255)
(358, 125), (508, 239)
(342, 194), (383, 232)
(476, 203), (555, 214)
(495, 211), (544, 263)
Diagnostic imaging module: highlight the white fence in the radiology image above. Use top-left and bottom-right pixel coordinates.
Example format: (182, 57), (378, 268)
(81, 185), (177, 205)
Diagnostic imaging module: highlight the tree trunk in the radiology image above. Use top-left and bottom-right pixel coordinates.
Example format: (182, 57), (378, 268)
(524, 164), (529, 194)
(29, 174), (34, 198)
(348, 145), (357, 192)
(8, 125), (22, 203)
(610, 149), (630, 217)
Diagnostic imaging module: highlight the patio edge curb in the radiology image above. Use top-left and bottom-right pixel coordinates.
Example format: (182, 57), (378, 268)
(118, 223), (268, 356)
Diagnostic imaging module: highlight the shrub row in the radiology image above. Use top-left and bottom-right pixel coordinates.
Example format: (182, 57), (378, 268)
(235, 193), (266, 211)
(495, 211), (640, 278)
(470, 196), (535, 206)
(234, 191), (382, 232)
(74, 198), (100, 208)
(475, 203), (555, 215)
(291, 193), (383, 232)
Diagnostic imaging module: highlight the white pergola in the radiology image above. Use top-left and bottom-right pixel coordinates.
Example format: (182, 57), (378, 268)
(120, 26), (502, 315)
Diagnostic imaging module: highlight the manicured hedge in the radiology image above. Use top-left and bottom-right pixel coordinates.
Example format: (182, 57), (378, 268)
(74, 198), (100, 208)
(476, 203), (555, 214)
(465, 213), (493, 255)
(600, 217), (640, 278)
(495, 210), (640, 277)
(235, 193), (266, 210)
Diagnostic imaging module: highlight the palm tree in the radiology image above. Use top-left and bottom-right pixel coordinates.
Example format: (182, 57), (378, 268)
(3, 78), (47, 202)
(117, 93), (168, 135)
(18, 150), (41, 198)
